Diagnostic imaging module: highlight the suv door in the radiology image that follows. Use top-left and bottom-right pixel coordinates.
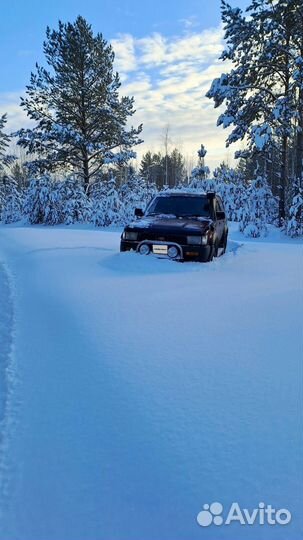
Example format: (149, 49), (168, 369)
(215, 197), (225, 242)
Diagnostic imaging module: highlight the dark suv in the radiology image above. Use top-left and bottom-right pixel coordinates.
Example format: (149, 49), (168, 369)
(120, 191), (228, 262)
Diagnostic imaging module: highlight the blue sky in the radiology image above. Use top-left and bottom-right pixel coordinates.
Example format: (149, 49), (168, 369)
(0, 0), (250, 170)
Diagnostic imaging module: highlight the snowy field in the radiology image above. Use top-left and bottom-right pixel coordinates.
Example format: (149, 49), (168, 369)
(0, 223), (302, 540)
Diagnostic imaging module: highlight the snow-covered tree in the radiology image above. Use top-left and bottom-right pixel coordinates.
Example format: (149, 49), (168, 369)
(16, 16), (142, 187)
(287, 1), (303, 180)
(88, 177), (106, 226)
(188, 172), (247, 223)
(22, 177), (54, 224)
(286, 179), (303, 236)
(239, 176), (276, 237)
(207, 0), (303, 221)
(0, 175), (23, 223)
(214, 162), (245, 185)
(119, 170), (157, 222)
(119, 172), (146, 222)
(0, 116), (10, 170)
(0, 115), (15, 172)
(56, 179), (92, 224)
(90, 175), (122, 226)
(218, 182), (247, 222)
(189, 144), (210, 187)
(23, 176), (92, 225)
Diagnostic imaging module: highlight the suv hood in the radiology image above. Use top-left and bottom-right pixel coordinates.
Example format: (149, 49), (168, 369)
(127, 215), (212, 234)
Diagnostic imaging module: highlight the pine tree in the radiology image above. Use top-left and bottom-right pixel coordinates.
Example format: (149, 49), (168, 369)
(169, 148), (186, 187)
(207, 0), (303, 222)
(139, 151), (163, 186)
(16, 16), (142, 188)
(139, 149), (186, 189)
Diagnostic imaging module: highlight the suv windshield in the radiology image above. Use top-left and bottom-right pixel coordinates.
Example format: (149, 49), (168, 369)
(146, 195), (211, 218)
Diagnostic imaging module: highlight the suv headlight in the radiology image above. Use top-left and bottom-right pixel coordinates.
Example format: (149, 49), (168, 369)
(124, 231), (138, 241)
(187, 235), (208, 245)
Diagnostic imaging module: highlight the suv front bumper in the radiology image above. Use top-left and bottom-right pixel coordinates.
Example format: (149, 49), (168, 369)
(120, 239), (212, 262)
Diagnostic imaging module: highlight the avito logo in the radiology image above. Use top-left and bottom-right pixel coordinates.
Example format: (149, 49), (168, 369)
(197, 502), (291, 527)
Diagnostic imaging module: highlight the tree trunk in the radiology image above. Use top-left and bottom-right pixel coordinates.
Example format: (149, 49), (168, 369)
(279, 135), (288, 224)
(295, 87), (303, 180)
(279, 23), (291, 226)
(83, 152), (89, 189)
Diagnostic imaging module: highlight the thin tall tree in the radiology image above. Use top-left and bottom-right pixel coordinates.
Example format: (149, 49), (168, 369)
(16, 16), (142, 187)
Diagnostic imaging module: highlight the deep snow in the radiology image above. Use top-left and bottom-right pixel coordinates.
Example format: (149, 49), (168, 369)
(0, 224), (302, 540)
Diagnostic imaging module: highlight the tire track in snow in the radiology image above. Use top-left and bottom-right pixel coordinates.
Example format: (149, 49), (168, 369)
(0, 261), (19, 534)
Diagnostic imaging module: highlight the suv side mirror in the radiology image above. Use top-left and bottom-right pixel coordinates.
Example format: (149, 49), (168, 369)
(216, 211), (226, 220)
(135, 208), (144, 217)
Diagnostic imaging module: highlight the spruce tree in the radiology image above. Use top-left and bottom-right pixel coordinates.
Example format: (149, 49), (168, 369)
(16, 16), (142, 188)
(190, 144), (210, 188)
(139, 150), (186, 189)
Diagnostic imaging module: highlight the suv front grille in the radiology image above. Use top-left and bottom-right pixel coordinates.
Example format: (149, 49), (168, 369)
(137, 232), (186, 245)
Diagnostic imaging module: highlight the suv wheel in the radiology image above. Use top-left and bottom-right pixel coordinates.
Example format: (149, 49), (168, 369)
(222, 232), (228, 254)
(209, 239), (219, 261)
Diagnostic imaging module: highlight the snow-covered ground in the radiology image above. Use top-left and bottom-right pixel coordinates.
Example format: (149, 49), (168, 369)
(0, 223), (302, 540)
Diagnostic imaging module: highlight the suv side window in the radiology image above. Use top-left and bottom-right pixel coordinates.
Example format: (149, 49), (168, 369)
(214, 199), (220, 214)
(215, 197), (224, 213)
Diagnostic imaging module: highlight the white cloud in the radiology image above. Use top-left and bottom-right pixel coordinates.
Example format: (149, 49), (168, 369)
(0, 92), (30, 133)
(113, 27), (238, 171)
(111, 34), (137, 77)
(111, 24), (238, 168)
(113, 26), (224, 70)
(0, 26), (239, 172)
(179, 16), (200, 31)
(137, 33), (167, 66)
(164, 28), (223, 65)
(122, 74), (151, 95)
